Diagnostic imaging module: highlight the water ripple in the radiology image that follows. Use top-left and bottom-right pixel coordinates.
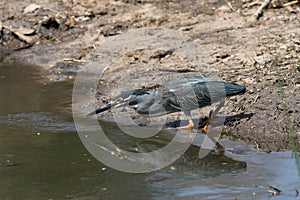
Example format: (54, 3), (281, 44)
(0, 112), (75, 133)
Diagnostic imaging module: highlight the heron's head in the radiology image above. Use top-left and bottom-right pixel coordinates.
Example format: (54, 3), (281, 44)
(87, 89), (152, 116)
(111, 89), (150, 109)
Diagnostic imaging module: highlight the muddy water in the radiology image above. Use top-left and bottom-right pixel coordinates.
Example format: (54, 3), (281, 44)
(0, 63), (299, 199)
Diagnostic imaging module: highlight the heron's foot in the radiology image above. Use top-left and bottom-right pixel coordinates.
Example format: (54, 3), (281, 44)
(201, 124), (210, 134)
(165, 119), (194, 130)
(199, 118), (211, 134)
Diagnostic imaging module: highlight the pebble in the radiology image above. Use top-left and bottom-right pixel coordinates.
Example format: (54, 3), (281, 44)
(16, 27), (35, 35)
(216, 5), (231, 13)
(24, 4), (41, 14)
(216, 53), (230, 59)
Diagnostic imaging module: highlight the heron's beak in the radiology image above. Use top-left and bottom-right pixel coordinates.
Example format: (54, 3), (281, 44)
(87, 102), (112, 116)
(87, 98), (129, 116)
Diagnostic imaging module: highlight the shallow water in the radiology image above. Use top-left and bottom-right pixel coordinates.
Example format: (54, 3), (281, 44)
(0, 63), (299, 199)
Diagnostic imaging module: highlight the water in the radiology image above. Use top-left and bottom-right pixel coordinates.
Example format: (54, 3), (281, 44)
(0, 63), (299, 199)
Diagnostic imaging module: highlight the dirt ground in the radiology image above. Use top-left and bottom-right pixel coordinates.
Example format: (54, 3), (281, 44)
(1, 0), (299, 152)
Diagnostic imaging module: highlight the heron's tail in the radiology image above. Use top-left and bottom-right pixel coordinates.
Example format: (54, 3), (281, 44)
(87, 103), (112, 116)
(224, 82), (246, 97)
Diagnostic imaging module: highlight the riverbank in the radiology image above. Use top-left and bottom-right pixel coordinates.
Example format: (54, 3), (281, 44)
(1, 0), (299, 151)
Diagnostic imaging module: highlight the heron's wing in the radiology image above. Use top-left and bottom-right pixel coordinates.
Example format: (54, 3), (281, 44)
(157, 77), (227, 111)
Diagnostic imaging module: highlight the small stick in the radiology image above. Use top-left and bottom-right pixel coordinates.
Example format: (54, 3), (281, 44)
(63, 58), (87, 62)
(246, 54), (258, 65)
(254, 0), (272, 20)
(283, 0), (299, 7)
(253, 95), (260, 103)
(3, 25), (33, 44)
(254, 141), (260, 150)
(42, 7), (59, 13)
(227, 2), (237, 12)
(268, 185), (281, 196)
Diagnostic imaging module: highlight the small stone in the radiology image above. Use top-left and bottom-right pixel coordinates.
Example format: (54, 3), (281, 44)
(16, 27), (35, 35)
(24, 4), (41, 14)
(216, 53), (230, 59)
(216, 5), (231, 13)
(179, 26), (193, 31)
(279, 45), (288, 50)
(74, 55), (81, 60)
(284, 54), (292, 59)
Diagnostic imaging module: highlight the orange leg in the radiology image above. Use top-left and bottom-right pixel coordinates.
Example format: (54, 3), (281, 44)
(166, 118), (195, 138)
(200, 99), (225, 134)
(166, 118), (194, 130)
(200, 99), (225, 153)
(201, 122), (211, 134)
(176, 119), (194, 130)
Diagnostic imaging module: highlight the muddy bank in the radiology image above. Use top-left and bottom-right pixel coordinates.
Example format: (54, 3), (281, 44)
(1, 0), (299, 151)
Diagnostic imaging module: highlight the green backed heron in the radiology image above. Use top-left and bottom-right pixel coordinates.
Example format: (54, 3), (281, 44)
(88, 76), (246, 134)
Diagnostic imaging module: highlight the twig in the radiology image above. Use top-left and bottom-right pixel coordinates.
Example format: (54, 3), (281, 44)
(254, 0), (272, 20)
(227, 2), (237, 12)
(253, 95), (260, 103)
(283, 0), (299, 7)
(254, 141), (260, 150)
(158, 68), (196, 73)
(3, 25), (33, 44)
(63, 58), (87, 62)
(42, 7), (59, 13)
(268, 185), (281, 196)
(246, 54), (259, 67)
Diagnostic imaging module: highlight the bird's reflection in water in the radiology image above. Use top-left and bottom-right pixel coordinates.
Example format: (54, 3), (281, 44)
(133, 137), (247, 178)
(98, 121), (246, 177)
